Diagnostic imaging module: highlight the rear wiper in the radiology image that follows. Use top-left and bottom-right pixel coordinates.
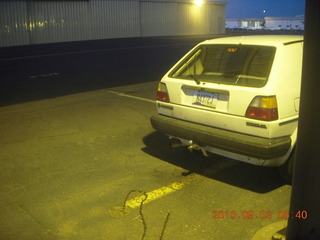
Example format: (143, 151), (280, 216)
(235, 74), (242, 85)
(189, 57), (201, 85)
(190, 74), (201, 85)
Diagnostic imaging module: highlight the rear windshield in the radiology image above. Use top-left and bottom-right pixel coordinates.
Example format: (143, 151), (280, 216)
(169, 44), (276, 88)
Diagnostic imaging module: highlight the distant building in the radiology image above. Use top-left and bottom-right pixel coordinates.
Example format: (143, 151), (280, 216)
(225, 19), (240, 29)
(226, 18), (264, 29)
(226, 15), (304, 31)
(264, 16), (304, 30)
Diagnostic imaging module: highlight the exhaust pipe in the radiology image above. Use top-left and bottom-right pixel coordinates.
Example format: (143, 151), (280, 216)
(169, 141), (189, 148)
(168, 136), (192, 148)
(188, 144), (209, 157)
(168, 136), (209, 157)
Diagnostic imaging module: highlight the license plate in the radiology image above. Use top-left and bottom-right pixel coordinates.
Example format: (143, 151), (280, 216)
(192, 90), (218, 108)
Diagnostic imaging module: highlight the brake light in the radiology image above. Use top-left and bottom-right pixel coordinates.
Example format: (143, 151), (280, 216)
(245, 96), (278, 121)
(156, 83), (170, 102)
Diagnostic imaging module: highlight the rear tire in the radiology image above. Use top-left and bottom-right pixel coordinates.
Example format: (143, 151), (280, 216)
(278, 148), (295, 184)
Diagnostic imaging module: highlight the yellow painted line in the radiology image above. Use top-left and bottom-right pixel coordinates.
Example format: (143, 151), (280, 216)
(108, 159), (238, 217)
(108, 174), (200, 217)
(126, 181), (186, 209)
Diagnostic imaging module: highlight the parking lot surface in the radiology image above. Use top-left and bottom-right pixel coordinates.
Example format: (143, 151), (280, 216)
(0, 35), (292, 240)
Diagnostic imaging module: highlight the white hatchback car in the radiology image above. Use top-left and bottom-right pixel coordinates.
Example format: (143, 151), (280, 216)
(150, 35), (303, 181)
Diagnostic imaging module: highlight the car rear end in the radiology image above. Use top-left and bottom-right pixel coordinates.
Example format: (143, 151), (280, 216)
(150, 35), (303, 167)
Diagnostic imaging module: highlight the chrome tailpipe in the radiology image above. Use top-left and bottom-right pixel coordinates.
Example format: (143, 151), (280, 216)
(168, 135), (209, 157)
(188, 144), (209, 157)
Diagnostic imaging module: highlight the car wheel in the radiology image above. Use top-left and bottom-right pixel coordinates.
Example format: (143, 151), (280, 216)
(278, 148), (295, 184)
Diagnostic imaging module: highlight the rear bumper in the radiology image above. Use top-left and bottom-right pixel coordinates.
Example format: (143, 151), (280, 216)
(150, 114), (291, 160)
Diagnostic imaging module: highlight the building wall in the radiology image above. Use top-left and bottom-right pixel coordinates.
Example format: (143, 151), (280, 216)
(226, 18), (264, 29)
(140, 2), (226, 37)
(226, 16), (304, 31)
(225, 19), (239, 29)
(90, 0), (140, 40)
(27, 1), (92, 44)
(209, 4), (226, 34)
(0, 0), (227, 47)
(265, 17), (304, 30)
(240, 19), (264, 29)
(0, 1), (29, 46)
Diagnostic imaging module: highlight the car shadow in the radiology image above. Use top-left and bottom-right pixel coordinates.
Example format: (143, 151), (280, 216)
(142, 131), (287, 194)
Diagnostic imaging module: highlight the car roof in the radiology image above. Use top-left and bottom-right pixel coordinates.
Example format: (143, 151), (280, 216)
(203, 35), (304, 46)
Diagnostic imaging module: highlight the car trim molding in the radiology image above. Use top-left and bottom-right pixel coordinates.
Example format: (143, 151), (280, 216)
(279, 118), (299, 126)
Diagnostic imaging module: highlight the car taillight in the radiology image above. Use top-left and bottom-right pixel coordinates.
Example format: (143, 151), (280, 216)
(156, 82), (170, 102)
(245, 96), (278, 121)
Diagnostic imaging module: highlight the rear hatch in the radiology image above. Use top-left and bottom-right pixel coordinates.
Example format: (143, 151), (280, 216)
(157, 42), (279, 138)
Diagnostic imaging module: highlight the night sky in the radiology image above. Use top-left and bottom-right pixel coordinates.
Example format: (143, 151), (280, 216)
(222, 0), (305, 19)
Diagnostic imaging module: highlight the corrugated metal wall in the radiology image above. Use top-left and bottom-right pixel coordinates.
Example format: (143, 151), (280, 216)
(209, 4), (226, 33)
(0, 0), (226, 47)
(140, 2), (213, 36)
(27, 1), (91, 44)
(0, 1), (29, 46)
(90, 0), (140, 39)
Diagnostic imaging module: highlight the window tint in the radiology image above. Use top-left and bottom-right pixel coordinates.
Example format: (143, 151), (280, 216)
(169, 44), (276, 88)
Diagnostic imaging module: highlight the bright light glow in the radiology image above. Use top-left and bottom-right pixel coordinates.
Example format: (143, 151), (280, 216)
(194, 0), (203, 6)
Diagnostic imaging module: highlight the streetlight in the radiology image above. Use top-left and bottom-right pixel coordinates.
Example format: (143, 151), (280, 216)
(194, 0), (203, 6)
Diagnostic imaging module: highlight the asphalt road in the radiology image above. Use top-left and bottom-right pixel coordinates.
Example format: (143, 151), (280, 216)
(0, 35), (223, 106)
(0, 35), (292, 240)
